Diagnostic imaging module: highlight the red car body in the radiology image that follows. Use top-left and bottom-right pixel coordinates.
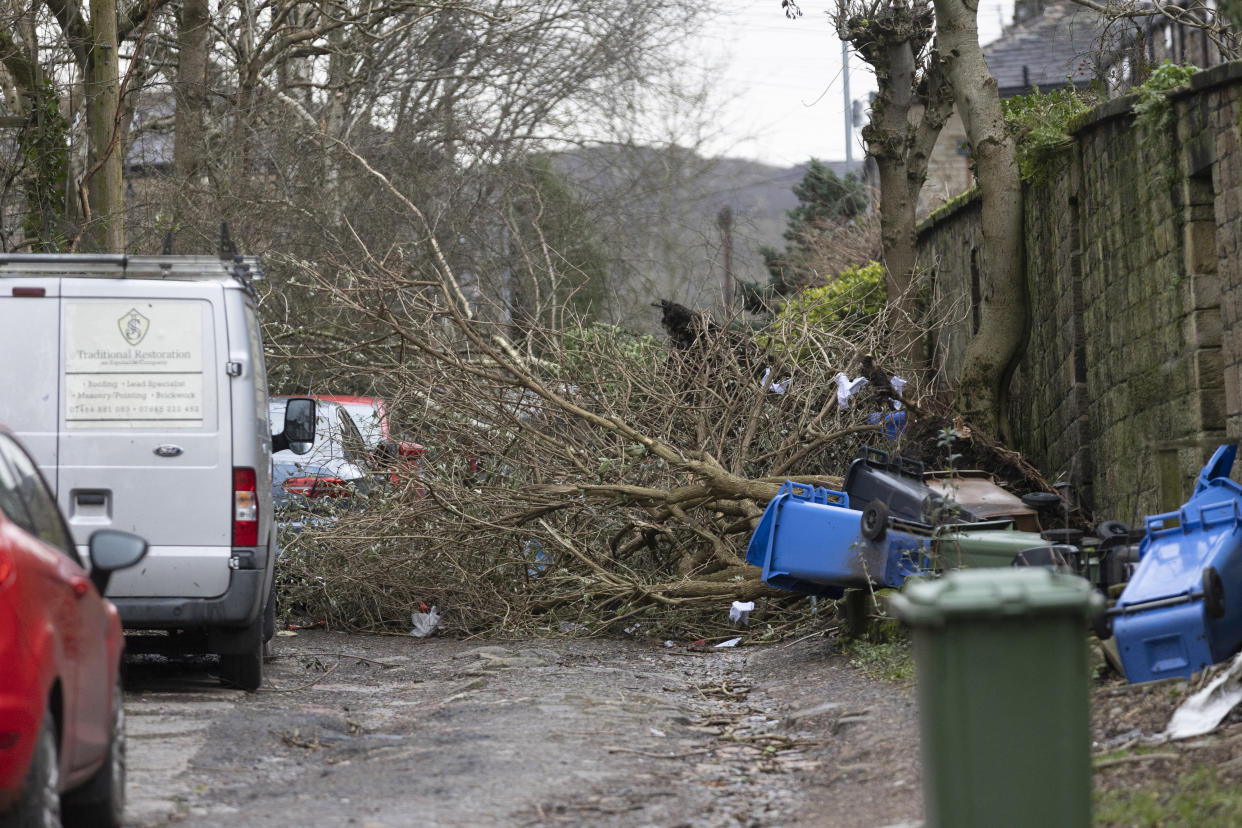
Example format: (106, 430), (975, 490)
(0, 427), (143, 824)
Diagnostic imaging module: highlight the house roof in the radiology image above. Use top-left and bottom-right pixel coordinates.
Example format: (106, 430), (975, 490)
(983, 0), (1109, 98)
(125, 87), (174, 171)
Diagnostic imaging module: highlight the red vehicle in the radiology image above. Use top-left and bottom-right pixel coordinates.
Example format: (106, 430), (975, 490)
(0, 427), (148, 827)
(277, 395), (425, 491)
(310, 396), (424, 460)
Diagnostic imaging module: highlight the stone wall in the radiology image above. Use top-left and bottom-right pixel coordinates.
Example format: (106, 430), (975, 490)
(918, 63), (1242, 524)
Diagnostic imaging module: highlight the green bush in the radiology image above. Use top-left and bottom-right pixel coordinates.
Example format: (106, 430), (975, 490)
(560, 322), (660, 373)
(1002, 86), (1099, 183)
(1133, 61), (1198, 132)
(759, 260), (884, 361)
(782, 261), (885, 322)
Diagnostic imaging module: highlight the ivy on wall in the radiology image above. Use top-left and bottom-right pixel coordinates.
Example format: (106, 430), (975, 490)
(1001, 63), (1199, 186)
(1002, 86), (1100, 184)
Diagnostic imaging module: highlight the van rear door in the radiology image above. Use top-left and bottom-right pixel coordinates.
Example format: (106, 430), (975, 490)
(58, 279), (233, 599)
(0, 280), (62, 489)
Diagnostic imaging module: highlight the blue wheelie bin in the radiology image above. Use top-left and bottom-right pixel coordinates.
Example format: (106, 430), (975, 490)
(746, 481), (929, 597)
(1113, 445), (1242, 683)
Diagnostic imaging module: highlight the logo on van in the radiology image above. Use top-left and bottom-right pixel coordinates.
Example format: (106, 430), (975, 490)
(118, 308), (150, 346)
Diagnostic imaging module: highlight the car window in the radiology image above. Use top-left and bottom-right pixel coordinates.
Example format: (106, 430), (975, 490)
(344, 403), (384, 448)
(269, 401), (286, 433)
(337, 408), (371, 467)
(0, 435), (76, 560)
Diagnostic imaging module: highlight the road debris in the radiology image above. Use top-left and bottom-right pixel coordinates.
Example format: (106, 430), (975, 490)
(729, 601), (755, 626)
(410, 605), (442, 638)
(1165, 651), (1242, 739)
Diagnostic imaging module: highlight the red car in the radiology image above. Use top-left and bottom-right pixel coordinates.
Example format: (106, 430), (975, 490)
(0, 427), (148, 827)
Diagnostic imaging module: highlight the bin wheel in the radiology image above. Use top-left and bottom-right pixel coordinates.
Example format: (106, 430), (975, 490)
(1204, 567), (1226, 619)
(861, 502), (889, 541)
(1091, 607), (1113, 640)
(1096, 520), (1132, 540)
(1020, 491), (1062, 510)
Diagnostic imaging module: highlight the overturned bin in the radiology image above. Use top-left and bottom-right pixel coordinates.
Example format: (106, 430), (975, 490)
(1112, 444), (1242, 683)
(892, 569), (1102, 828)
(843, 446), (970, 525)
(747, 479), (1074, 597)
(745, 481), (928, 597)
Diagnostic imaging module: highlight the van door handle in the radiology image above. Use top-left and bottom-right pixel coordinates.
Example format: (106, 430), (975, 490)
(76, 493), (106, 506)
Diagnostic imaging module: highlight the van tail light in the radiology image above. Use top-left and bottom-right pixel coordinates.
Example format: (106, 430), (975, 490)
(233, 468), (258, 546)
(0, 549), (11, 585)
(282, 477), (349, 498)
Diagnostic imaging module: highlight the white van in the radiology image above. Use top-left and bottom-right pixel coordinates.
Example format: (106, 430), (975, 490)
(0, 254), (314, 690)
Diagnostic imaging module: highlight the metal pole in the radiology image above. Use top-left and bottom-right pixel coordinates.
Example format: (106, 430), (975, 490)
(843, 40), (852, 166)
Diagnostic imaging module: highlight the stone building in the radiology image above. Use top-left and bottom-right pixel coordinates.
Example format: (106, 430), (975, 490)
(920, 0), (1110, 208)
(918, 0), (1235, 212)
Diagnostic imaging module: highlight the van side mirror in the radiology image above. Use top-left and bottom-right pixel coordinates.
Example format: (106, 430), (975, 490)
(88, 529), (149, 594)
(274, 397), (316, 455)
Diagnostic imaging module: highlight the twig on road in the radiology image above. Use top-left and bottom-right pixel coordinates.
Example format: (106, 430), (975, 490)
(604, 745), (714, 760)
(779, 627), (838, 649)
(1094, 752), (1181, 770)
(276, 651), (404, 668)
(267, 661), (340, 693)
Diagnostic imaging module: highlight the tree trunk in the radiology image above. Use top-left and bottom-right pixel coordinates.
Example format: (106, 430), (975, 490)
(717, 205), (734, 315)
(85, 0), (124, 252)
(931, 0), (1026, 441)
(839, 2), (952, 372)
(324, 27), (350, 227)
(174, 0), (209, 181)
(874, 137), (921, 364)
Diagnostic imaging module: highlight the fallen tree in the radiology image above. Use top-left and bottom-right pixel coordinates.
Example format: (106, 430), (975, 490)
(266, 148), (1004, 637)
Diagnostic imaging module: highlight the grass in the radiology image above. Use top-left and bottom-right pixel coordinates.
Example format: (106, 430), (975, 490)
(1095, 766), (1242, 826)
(840, 634), (915, 683)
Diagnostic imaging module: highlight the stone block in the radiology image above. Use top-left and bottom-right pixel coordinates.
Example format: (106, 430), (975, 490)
(1194, 346), (1225, 388)
(1197, 387), (1228, 430)
(1225, 358), (1242, 421)
(1181, 271), (1223, 310)
(1185, 219), (1219, 274)
(1184, 308), (1224, 348)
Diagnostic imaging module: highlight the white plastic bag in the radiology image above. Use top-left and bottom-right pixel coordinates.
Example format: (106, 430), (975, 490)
(410, 606), (443, 638)
(729, 600), (755, 626)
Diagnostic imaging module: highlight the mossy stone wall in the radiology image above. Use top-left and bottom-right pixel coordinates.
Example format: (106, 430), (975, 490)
(918, 63), (1242, 523)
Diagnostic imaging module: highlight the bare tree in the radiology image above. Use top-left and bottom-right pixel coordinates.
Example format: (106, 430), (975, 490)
(1070, 0), (1240, 61)
(933, 0), (1025, 442)
(833, 0), (954, 369)
(0, 0), (168, 250)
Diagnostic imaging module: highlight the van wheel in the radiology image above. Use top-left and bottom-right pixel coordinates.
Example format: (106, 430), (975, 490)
(219, 620), (264, 691)
(63, 673), (125, 828)
(3, 710), (59, 828)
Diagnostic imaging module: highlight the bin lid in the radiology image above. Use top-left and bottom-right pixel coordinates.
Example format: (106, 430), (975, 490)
(891, 569), (1102, 626)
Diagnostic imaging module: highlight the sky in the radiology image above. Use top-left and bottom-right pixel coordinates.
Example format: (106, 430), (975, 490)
(698, 0), (1016, 167)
